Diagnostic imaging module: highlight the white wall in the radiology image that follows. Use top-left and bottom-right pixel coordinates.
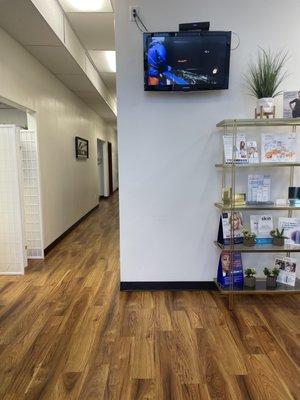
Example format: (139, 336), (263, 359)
(0, 27), (118, 248)
(115, 0), (300, 282)
(0, 109), (27, 127)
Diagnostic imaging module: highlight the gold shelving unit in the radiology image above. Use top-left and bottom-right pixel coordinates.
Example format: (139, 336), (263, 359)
(214, 202), (300, 211)
(214, 240), (300, 253)
(215, 162), (300, 168)
(215, 278), (300, 294)
(215, 118), (300, 308)
(217, 118), (300, 127)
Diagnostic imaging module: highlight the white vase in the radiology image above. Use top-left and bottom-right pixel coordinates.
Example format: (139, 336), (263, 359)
(257, 97), (274, 113)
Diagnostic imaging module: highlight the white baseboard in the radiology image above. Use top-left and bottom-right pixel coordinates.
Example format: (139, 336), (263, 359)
(0, 271), (24, 276)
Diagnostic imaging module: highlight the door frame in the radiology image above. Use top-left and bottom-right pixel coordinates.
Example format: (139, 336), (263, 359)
(0, 96), (44, 263)
(107, 141), (113, 196)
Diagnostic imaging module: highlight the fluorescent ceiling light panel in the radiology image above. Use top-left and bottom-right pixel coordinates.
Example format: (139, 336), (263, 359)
(59, 0), (113, 12)
(89, 50), (116, 73)
(105, 51), (116, 73)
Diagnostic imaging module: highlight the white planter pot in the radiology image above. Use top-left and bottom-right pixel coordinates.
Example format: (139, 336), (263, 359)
(257, 97), (274, 113)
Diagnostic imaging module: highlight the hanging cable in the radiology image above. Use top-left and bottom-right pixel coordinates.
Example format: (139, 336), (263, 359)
(133, 9), (149, 32)
(134, 18), (145, 33)
(231, 32), (240, 51)
(135, 13), (148, 32)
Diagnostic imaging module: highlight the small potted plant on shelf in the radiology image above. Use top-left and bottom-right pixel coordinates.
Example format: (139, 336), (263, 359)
(244, 48), (288, 118)
(244, 268), (256, 288)
(242, 228), (256, 247)
(263, 267), (280, 288)
(270, 228), (287, 246)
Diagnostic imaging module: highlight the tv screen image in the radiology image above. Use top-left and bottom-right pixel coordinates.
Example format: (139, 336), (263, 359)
(144, 31), (231, 92)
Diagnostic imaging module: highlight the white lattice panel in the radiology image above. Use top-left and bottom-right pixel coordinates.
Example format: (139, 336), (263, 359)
(20, 130), (44, 259)
(0, 125), (26, 274)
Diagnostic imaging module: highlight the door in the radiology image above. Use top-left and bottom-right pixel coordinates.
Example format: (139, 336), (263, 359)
(108, 141), (113, 196)
(97, 139), (105, 198)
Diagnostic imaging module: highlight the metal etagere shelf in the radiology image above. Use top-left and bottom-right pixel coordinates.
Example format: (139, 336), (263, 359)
(215, 118), (300, 308)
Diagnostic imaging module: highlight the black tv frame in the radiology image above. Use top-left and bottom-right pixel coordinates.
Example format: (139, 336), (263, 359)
(143, 31), (232, 92)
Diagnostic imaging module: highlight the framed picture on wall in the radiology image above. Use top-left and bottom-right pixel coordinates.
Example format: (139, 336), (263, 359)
(75, 137), (89, 159)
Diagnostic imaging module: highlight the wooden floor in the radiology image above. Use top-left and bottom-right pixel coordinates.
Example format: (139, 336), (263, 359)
(0, 193), (300, 399)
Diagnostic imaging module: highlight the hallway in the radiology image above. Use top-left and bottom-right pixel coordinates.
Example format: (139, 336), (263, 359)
(0, 194), (299, 399)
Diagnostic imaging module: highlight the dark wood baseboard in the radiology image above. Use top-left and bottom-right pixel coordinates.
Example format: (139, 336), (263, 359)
(44, 204), (99, 255)
(120, 281), (217, 291)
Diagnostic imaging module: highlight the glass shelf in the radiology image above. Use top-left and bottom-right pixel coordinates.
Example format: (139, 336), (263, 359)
(214, 202), (300, 211)
(217, 118), (300, 127)
(215, 162), (300, 168)
(214, 241), (300, 253)
(214, 279), (300, 295)
(215, 118), (300, 304)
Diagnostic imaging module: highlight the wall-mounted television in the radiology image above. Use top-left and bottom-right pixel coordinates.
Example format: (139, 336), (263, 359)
(144, 31), (231, 92)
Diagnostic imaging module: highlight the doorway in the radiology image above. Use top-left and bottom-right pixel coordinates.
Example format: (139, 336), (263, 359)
(108, 141), (113, 196)
(97, 139), (106, 199)
(0, 99), (44, 274)
(97, 139), (114, 200)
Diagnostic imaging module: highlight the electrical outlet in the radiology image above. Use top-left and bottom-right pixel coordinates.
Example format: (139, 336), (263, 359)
(129, 6), (139, 22)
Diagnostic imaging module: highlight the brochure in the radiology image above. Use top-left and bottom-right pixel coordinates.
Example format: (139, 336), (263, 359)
(283, 91), (300, 119)
(261, 133), (297, 163)
(217, 212), (244, 245)
(278, 217), (300, 246)
(246, 140), (259, 164)
(223, 134), (248, 164)
(250, 215), (273, 244)
(247, 175), (271, 203)
(275, 256), (297, 286)
(217, 251), (244, 287)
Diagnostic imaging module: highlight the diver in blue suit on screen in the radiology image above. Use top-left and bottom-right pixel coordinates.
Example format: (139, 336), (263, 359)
(147, 38), (188, 86)
(147, 39), (170, 86)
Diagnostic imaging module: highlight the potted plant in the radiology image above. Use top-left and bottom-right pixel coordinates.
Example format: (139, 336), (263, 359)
(244, 48), (288, 115)
(270, 228), (287, 246)
(244, 268), (256, 288)
(263, 267), (280, 288)
(242, 228), (256, 247)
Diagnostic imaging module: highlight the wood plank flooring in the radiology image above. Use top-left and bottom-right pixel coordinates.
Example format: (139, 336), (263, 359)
(0, 193), (299, 399)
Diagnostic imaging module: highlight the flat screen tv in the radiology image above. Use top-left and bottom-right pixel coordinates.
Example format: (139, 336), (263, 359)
(144, 31), (231, 92)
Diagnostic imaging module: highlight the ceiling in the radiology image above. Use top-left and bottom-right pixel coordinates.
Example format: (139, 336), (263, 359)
(58, 0), (113, 13)
(66, 13), (115, 50)
(0, 0), (116, 122)
(58, 0), (116, 95)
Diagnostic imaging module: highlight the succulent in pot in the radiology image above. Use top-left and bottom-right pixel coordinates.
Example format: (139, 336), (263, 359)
(244, 268), (256, 288)
(263, 267), (280, 288)
(244, 48), (288, 115)
(242, 228), (256, 247)
(270, 228), (287, 246)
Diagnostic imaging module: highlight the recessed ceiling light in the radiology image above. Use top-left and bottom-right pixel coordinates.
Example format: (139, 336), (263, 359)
(59, 0), (113, 12)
